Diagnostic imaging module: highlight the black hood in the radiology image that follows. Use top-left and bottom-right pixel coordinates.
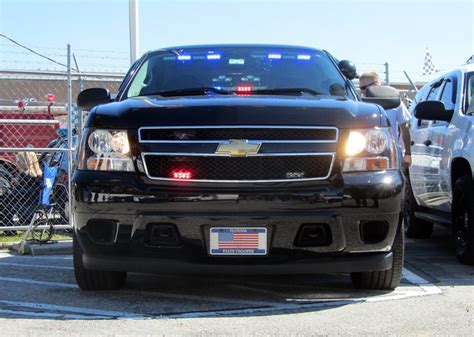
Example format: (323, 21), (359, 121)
(85, 95), (385, 129)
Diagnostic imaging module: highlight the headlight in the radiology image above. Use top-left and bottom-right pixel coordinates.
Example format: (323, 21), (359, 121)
(78, 129), (134, 172)
(345, 131), (366, 156)
(343, 127), (397, 172)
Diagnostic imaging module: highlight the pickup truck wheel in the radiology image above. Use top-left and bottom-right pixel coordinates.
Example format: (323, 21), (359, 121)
(452, 175), (474, 265)
(404, 176), (433, 239)
(351, 221), (404, 290)
(73, 233), (127, 290)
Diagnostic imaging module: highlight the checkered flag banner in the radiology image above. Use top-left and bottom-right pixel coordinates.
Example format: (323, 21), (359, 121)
(422, 47), (438, 76)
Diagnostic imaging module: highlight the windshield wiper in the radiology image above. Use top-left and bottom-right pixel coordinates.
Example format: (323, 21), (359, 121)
(248, 88), (322, 96)
(150, 87), (232, 97)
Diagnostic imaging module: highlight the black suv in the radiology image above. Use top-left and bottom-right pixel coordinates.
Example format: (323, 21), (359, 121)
(73, 45), (405, 290)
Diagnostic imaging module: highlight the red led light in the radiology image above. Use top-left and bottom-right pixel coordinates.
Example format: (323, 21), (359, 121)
(236, 86), (252, 93)
(172, 169), (192, 180)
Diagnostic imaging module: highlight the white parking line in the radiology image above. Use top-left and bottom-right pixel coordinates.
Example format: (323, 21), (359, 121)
(402, 268), (442, 296)
(0, 262), (73, 270)
(0, 300), (144, 319)
(0, 256), (443, 320)
(0, 276), (77, 288)
(0, 308), (111, 320)
(0, 253), (72, 260)
(165, 267), (443, 318)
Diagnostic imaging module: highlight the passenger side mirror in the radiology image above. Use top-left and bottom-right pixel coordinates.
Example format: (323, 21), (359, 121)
(361, 85), (401, 110)
(338, 60), (357, 80)
(77, 88), (111, 111)
(414, 101), (454, 122)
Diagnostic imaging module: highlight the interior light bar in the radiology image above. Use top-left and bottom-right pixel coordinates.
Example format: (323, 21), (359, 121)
(297, 54), (311, 60)
(236, 86), (253, 92)
(268, 54), (281, 59)
(207, 54), (221, 60)
(177, 55), (191, 61)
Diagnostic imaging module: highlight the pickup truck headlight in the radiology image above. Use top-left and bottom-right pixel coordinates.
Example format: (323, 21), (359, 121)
(78, 129), (134, 172)
(343, 128), (397, 172)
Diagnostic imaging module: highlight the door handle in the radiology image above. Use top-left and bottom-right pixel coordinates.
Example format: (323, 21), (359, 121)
(423, 140), (432, 146)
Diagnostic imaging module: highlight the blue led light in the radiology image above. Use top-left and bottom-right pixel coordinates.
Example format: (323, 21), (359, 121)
(177, 55), (191, 61)
(297, 54), (311, 60)
(268, 53), (281, 59)
(207, 54), (221, 60)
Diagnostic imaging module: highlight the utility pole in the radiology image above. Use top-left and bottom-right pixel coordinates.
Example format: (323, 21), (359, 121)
(129, 0), (139, 65)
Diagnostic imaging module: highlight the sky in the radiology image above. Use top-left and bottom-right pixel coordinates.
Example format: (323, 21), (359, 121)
(0, 0), (473, 82)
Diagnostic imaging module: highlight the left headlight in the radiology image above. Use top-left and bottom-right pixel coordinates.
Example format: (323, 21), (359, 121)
(343, 127), (397, 172)
(78, 129), (134, 172)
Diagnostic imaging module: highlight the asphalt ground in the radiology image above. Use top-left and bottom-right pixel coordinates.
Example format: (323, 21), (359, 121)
(0, 225), (472, 336)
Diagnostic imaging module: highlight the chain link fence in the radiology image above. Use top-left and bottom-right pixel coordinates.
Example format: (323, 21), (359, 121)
(0, 45), (124, 243)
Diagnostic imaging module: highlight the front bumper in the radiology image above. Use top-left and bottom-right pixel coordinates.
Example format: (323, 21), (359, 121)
(72, 169), (404, 274)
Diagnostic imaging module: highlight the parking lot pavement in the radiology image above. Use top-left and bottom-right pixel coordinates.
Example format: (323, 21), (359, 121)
(0, 225), (472, 335)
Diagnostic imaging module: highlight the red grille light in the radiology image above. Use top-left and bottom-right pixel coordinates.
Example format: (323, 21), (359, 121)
(172, 169), (192, 180)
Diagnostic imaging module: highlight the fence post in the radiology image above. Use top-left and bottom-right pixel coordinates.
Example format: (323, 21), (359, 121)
(67, 44), (73, 227)
(384, 62), (390, 86)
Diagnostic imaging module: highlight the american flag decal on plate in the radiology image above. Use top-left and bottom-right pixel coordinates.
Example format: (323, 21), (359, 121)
(210, 227), (267, 255)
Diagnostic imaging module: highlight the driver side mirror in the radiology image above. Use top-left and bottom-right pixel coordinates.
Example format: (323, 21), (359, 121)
(414, 101), (454, 122)
(338, 60), (357, 80)
(77, 88), (111, 111)
(361, 85), (401, 110)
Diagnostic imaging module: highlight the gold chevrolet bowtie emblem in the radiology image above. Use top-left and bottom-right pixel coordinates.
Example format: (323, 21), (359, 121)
(215, 139), (261, 157)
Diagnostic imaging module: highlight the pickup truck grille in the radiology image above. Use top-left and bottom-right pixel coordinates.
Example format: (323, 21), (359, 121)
(139, 126), (337, 142)
(144, 155), (333, 182)
(139, 126), (337, 182)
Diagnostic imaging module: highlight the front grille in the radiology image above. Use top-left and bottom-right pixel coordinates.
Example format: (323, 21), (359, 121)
(144, 155), (333, 181)
(140, 127), (337, 142)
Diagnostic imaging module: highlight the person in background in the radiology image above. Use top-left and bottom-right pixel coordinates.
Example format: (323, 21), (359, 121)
(16, 145), (42, 178)
(358, 72), (412, 169)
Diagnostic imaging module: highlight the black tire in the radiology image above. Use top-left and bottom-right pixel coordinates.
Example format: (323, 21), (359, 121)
(351, 219), (404, 290)
(404, 174), (433, 239)
(452, 175), (474, 265)
(73, 233), (127, 290)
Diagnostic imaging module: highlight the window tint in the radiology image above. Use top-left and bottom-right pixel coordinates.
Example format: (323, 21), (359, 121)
(466, 72), (474, 113)
(426, 81), (442, 101)
(123, 47), (351, 99)
(439, 79), (456, 110)
(411, 83), (432, 129)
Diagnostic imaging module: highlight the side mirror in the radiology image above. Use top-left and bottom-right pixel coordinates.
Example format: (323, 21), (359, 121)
(362, 85), (401, 110)
(414, 101), (454, 122)
(338, 60), (357, 80)
(77, 88), (111, 111)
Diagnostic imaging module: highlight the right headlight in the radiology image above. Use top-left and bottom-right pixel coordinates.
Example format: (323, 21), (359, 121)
(343, 127), (398, 172)
(77, 128), (135, 172)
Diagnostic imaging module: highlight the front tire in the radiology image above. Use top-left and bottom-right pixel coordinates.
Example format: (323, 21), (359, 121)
(351, 219), (404, 290)
(452, 175), (474, 265)
(73, 233), (127, 290)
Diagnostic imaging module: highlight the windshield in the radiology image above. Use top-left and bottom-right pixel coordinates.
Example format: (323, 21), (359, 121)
(124, 47), (351, 99)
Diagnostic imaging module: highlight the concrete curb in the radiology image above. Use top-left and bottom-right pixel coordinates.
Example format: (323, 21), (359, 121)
(0, 240), (72, 255)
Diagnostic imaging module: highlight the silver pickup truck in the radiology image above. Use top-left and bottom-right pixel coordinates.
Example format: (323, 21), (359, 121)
(405, 60), (474, 265)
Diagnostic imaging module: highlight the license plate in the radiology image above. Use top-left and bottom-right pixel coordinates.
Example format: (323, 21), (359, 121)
(210, 227), (267, 255)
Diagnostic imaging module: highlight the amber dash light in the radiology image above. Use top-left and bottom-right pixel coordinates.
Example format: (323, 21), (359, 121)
(172, 169), (192, 180)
